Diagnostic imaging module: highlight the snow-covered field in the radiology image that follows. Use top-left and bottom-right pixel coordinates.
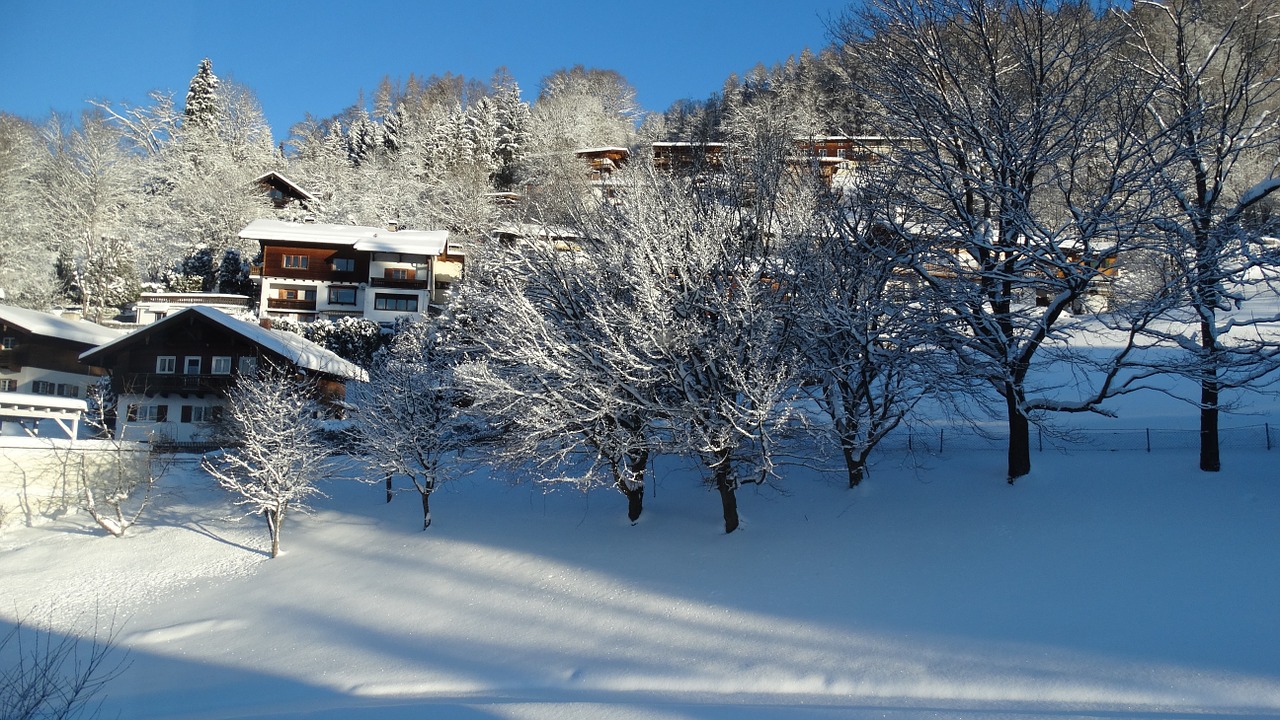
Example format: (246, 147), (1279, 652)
(3, 412), (1279, 719)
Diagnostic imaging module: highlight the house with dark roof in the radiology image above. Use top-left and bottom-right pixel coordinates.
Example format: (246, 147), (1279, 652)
(80, 306), (367, 443)
(0, 305), (124, 438)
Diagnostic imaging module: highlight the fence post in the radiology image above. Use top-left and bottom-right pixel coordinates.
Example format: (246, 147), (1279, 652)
(1267, 423), (1272, 451)
(1038, 426), (1043, 452)
(1146, 428), (1151, 453)
(939, 428), (944, 454)
(908, 431), (913, 452)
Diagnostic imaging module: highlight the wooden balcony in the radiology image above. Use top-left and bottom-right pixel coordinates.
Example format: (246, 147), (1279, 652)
(123, 373), (235, 396)
(369, 277), (431, 290)
(266, 298), (318, 312)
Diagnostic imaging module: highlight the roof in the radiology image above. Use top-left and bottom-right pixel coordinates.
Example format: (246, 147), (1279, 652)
(239, 218), (448, 256)
(252, 171), (317, 203)
(0, 305), (124, 347)
(81, 307), (367, 383)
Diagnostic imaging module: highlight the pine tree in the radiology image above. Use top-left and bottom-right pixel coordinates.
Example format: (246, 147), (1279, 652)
(183, 58), (220, 131)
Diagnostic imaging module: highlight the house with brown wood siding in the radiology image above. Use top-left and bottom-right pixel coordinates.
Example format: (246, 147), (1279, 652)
(80, 306), (367, 443)
(241, 218), (453, 327)
(0, 305), (124, 437)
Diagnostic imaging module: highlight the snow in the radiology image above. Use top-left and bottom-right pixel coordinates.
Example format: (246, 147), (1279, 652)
(240, 218), (447, 256)
(81, 306), (367, 382)
(3, 401), (1279, 718)
(0, 304), (124, 347)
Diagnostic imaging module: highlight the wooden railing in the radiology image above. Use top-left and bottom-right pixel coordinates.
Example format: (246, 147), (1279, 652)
(266, 298), (318, 311)
(369, 277), (431, 290)
(123, 373), (236, 395)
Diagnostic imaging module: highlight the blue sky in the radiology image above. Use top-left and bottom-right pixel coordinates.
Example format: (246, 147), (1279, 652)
(1, 1), (851, 141)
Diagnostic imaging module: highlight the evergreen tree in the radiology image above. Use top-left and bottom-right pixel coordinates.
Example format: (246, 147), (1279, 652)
(183, 58), (220, 131)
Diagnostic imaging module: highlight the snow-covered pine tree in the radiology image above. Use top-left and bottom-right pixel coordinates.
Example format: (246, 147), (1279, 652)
(183, 58), (220, 131)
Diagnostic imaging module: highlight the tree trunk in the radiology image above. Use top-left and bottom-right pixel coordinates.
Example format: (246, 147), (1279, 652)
(1201, 370), (1221, 472)
(620, 449), (648, 524)
(1006, 389), (1031, 483)
(841, 442), (865, 488)
(713, 450), (739, 534)
(385, 474), (393, 503)
(420, 490), (432, 530)
(266, 507), (282, 558)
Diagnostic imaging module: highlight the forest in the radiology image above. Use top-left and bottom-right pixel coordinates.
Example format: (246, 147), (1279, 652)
(2, 0), (1279, 539)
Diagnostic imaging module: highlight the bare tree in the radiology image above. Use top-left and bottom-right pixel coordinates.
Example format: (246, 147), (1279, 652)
(202, 368), (332, 558)
(1121, 0), (1280, 471)
(456, 223), (665, 524)
(0, 612), (128, 720)
(347, 319), (470, 530)
(839, 0), (1170, 482)
(787, 173), (941, 488)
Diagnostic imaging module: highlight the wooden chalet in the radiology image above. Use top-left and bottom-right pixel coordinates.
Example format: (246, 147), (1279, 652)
(80, 306), (366, 443)
(0, 305), (123, 438)
(253, 171), (318, 211)
(242, 218), (452, 326)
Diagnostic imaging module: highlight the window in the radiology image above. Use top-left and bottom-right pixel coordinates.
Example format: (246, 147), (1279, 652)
(211, 356), (232, 375)
(328, 287), (357, 305)
(386, 268), (413, 280)
(156, 356), (176, 374)
(1, 337), (15, 350)
(126, 404), (168, 423)
(283, 254), (309, 269)
(374, 293), (418, 312)
(279, 288), (316, 300)
(180, 405), (218, 423)
(56, 384), (79, 398)
(32, 380), (56, 395)
(0, 379), (15, 392)
(184, 356), (202, 375)
(332, 258), (356, 272)
(239, 356), (258, 376)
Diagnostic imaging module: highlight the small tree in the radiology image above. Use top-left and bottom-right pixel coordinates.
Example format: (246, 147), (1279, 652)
(347, 319), (469, 530)
(202, 368), (332, 558)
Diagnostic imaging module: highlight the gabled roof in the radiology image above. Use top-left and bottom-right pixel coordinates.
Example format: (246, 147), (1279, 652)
(239, 218), (448, 255)
(80, 306), (367, 382)
(0, 304), (124, 348)
(252, 171), (317, 203)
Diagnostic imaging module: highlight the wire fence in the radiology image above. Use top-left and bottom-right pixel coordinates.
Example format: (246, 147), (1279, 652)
(876, 423), (1278, 454)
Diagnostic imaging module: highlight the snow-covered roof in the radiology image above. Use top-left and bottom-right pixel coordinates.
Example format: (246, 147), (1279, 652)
(353, 231), (448, 256)
(81, 307), (367, 383)
(0, 305), (124, 347)
(490, 222), (583, 240)
(252, 171), (317, 203)
(240, 218), (448, 256)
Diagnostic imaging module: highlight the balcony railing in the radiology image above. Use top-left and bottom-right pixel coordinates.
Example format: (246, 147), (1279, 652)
(267, 298), (318, 311)
(369, 277), (431, 290)
(123, 373), (236, 395)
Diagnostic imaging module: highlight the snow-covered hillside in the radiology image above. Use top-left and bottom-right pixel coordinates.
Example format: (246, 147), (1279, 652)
(2, 433), (1278, 719)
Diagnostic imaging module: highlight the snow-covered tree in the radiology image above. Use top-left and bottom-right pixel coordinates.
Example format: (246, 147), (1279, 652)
(347, 319), (471, 529)
(456, 224), (666, 523)
(0, 113), (58, 308)
(183, 58), (220, 131)
(839, 0), (1171, 482)
(787, 174), (941, 488)
(202, 368), (333, 558)
(36, 111), (143, 319)
(1120, 0), (1280, 471)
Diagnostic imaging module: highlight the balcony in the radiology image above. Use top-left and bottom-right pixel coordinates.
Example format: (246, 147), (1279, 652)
(124, 373), (235, 396)
(267, 298), (318, 312)
(369, 277), (431, 290)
